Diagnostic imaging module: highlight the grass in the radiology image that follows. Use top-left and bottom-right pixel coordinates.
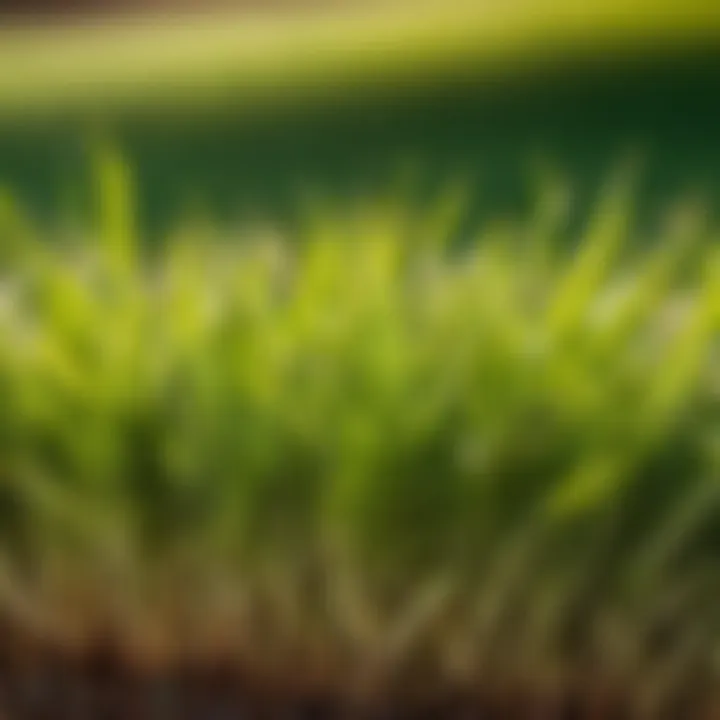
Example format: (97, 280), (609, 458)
(1, 0), (720, 120)
(0, 153), (719, 712)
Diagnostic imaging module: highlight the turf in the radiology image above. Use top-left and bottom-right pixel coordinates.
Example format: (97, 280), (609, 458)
(0, 156), (719, 715)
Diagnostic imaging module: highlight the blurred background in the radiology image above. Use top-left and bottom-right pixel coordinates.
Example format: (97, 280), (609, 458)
(0, 0), (719, 238)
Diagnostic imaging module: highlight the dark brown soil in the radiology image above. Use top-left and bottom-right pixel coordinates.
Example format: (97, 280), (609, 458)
(0, 591), (711, 719)
(0, 637), (712, 720)
(0, 677), (706, 718)
(0, 677), (659, 719)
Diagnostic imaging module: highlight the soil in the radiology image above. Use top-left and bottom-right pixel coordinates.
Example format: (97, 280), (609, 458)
(0, 639), (712, 720)
(0, 669), (637, 720)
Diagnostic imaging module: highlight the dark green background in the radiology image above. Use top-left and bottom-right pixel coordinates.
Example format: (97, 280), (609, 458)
(1, 45), (719, 238)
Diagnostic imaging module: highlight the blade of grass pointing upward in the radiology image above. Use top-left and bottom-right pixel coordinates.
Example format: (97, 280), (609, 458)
(94, 144), (138, 277)
(546, 168), (637, 342)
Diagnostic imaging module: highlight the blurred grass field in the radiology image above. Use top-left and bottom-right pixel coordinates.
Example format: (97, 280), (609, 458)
(0, 0), (719, 119)
(2, 0), (720, 238)
(0, 1), (720, 242)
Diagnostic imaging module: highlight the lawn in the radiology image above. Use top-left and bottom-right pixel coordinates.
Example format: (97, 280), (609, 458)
(0, 158), (718, 715)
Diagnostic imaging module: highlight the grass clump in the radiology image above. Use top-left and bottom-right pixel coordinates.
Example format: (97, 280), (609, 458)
(0, 160), (719, 711)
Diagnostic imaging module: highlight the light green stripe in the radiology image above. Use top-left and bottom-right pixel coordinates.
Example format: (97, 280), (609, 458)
(0, 1), (719, 119)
